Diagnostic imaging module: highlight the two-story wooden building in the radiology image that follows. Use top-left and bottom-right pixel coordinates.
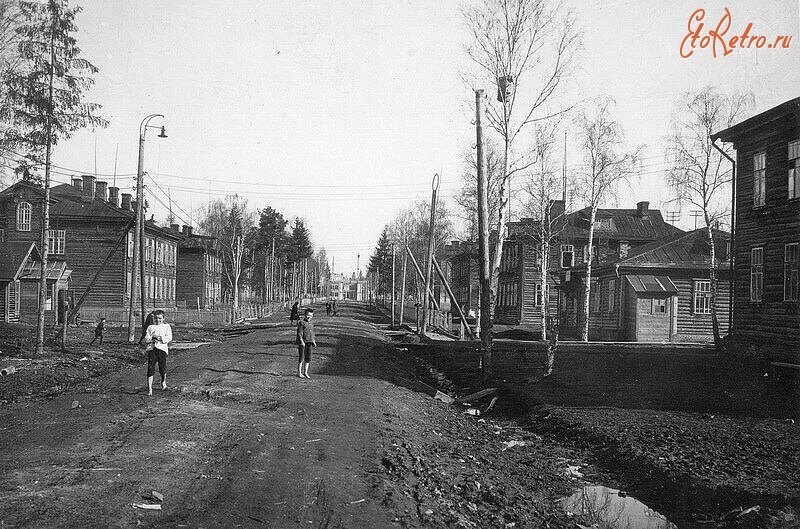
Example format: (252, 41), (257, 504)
(0, 176), (181, 323)
(175, 224), (222, 308)
(495, 200), (683, 337)
(712, 97), (800, 355)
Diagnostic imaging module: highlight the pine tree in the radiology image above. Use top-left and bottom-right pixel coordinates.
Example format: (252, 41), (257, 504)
(0, 0), (106, 354)
(368, 226), (393, 294)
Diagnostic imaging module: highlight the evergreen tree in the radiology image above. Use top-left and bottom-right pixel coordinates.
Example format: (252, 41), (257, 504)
(0, 0), (105, 354)
(287, 218), (313, 263)
(368, 226), (393, 294)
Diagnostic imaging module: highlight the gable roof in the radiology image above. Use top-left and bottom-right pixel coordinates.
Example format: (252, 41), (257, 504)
(712, 97), (800, 143)
(625, 274), (679, 294)
(0, 241), (40, 281)
(616, 227), (730, 270)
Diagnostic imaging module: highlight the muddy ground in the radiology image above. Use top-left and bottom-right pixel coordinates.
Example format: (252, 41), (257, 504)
(0, 303), (593, 528)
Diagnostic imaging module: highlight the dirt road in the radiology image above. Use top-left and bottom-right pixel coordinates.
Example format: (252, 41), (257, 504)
(0, 304), (582, 529)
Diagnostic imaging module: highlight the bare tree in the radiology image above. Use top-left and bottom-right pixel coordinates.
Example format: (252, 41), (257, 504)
(575, 97), (642, 342)
(464, 0), (578, 315)
(665, 86), (752, 349)
(522, 125), (566, 358)
(199, 194), (255, 319)
(454, 139), (504, 240)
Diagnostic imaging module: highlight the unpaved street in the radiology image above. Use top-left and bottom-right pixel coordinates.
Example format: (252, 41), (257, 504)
(0, 304), (582, 528)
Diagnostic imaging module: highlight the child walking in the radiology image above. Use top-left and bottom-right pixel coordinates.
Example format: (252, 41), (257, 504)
(144, 310), (172, 396)
(296, 308), (317, 379)
(89, 317), (105, 345)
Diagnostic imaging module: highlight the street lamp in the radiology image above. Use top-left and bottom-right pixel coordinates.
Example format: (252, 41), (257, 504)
(127, 114), (167, 343)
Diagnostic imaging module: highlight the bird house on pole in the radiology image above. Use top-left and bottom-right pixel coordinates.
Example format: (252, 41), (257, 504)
(497, 75), (514, 102)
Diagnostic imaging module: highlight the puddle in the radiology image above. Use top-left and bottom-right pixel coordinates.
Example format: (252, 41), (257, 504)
(562, 485), (676, 529)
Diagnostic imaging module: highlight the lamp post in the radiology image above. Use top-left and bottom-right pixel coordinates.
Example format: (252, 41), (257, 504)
(127, 114), (167, 342)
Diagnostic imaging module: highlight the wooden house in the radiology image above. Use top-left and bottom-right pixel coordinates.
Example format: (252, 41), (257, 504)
(712, 97), (800, 356)
(574, 228), (731, 342)
(0, 241), (70, 324)
(0, 176), (181, 322)
(443, 241), (480, 318)
(175, 225), (222, 309)
(496, 200), (683, 337)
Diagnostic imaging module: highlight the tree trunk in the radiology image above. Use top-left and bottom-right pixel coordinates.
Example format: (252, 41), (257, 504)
(35, 20), (57, 355)
(475, 90), (493, 379)
(489, 126), (510, 316)
(705, 222), (722, 352)
(580, 207), (597, 341)
(540, 237), (549, 341)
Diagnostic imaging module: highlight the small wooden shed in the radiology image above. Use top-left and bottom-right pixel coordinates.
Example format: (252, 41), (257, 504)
(623, 274), (679, 342)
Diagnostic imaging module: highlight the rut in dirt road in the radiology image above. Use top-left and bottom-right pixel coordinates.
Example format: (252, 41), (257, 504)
(0, 303), (583, 529)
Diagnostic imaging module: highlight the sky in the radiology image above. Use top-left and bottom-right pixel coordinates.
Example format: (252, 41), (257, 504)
(28, 0), (800, 275)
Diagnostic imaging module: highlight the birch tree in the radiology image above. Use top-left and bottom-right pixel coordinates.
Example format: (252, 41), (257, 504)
(522, 126), (566, 358)
(454, 140), (504, 240)
(575, 97), (641, 342)
(200, 195), (254, 318)
(464, 0), (578, 315)
(664, 86), (752, 349)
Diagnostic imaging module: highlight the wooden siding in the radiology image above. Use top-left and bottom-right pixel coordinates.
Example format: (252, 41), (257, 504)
(732, 115), (800, 350)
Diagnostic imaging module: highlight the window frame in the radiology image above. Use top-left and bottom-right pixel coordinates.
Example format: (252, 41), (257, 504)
(785, 243), (799, 302)
(753, 152), (766, 207)
(560, 244), (575, 268)
(16, 201), (31, 231)
(693, 279), (711, 315)
(47, 229), (66, 255)
(789, 140), (800, 200)
(651, 297), (668, 315)
(750, 247), (764, 302)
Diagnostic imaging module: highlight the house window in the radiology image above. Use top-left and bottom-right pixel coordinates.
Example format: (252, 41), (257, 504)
(47, 229), (65, 255)
(788, 140), (800, 199)
(750, 247), (763, 302)
(561, 245), (575, 268)
(606, 279), (616, 312)
(590, 280), (601, 313)
(0, 228), (5, 242)
(785, 243), (799, 302)
(533, 283), (543, 307)
(694, 280), (711, 314)
(582, 244), (598, 263)
(753, 152), (766, 207)
(16, 202), (31, 231)
(651, 298), (667, 315)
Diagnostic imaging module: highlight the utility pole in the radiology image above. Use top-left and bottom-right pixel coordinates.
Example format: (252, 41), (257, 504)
(399, 239), (407, 327)
(127, 114), (166, 342)
(391, 245), (396, 328)
(421, 174), (440, 336)
(475, 90), (493, 379)
(269, 237), (275, 302)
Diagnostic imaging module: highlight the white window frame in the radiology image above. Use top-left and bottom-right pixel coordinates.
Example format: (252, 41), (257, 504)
(753, 152), (766, 207)
(750, 247), (764, 302)
(651, 297), (668, 315)
(789, 140), (800, 199)
(785, 243), (799, 302)
(47, 229), (65, 255)
(533, 282), (543, 307)
(16, 201), (31, 231)
(560, 244), (575, 268)
(693, 280), (711, 314)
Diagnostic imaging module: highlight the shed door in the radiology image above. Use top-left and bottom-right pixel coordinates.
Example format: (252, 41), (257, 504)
(636, 296), (671, 342)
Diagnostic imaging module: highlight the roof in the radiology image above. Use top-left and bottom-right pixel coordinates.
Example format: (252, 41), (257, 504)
(0, 180), (181, 240)
(562, 207), (682, 241)
(712, 97), (800, 143)
(178, 233), (218, 253)
(617, 227), (730, 269)
(0, 241), (40, 281)
(625, 274), (678, 294)
(19, 260), (68, 281)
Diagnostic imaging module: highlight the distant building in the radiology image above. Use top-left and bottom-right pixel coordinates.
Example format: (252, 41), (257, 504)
(174, 225), (222, 309)
(712, 97), (800, 355)
(0, 241), (70, 324)
(443, 241), (480, 318)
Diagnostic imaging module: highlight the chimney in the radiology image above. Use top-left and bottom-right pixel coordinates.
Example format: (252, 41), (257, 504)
(81, 175), (96, 200)
(636, 201), (649, 217)
(95, 180), (108, 201)
(170, 223), (180, 232)
(121, 193), (132, 211)
(71, 177), (83, 191)
(108, 186), (119, 207)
